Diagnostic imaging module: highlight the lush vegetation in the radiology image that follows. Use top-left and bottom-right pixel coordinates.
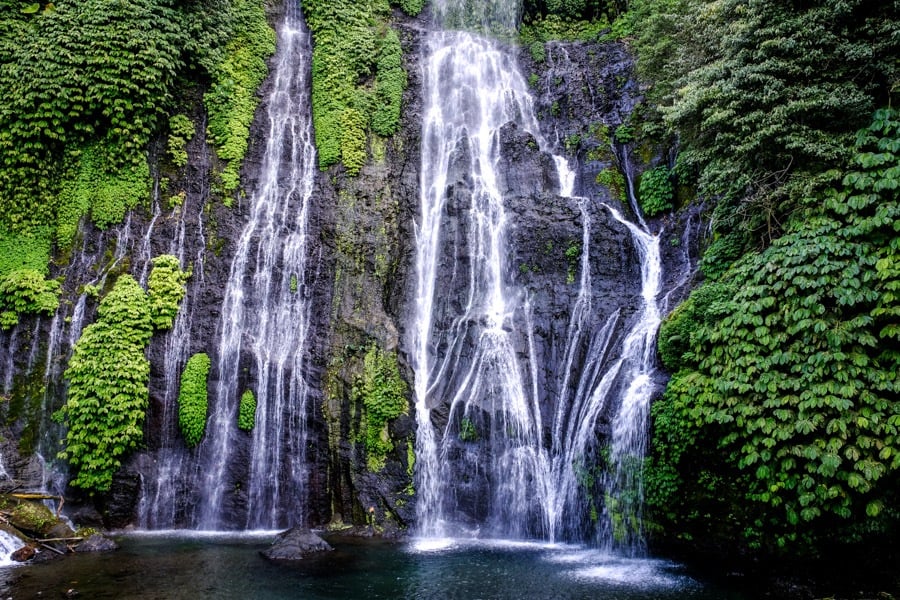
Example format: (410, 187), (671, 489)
(305, 0), (408, 175)
(238, 389), (257, 431)
(649, 109), (900, 554)
(55, 275), (155, 492)
(203, 0), (276, 193)
(0, 0), (274, 276)
(353, 344), (408, 472)
(637, 165), (673, 217)
(630, 0), (899, 247)
(0, 268), (60, 329)
(147, 254), (191, 330)
(601, 0), (900, 564)
(178, 353), (211, 448)
(56, 254), (189, 492)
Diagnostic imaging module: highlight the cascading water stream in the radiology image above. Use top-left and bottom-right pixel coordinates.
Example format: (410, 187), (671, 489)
(412, 26), (554, 539)
(137, 129), (209, 529)
(412, 0), (677, 552)
(196, 0), (316, 530)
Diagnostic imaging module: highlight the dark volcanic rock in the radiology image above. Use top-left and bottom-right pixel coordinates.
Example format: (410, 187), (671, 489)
(74, 534), (119, 553)
(260, 528), (333, 561)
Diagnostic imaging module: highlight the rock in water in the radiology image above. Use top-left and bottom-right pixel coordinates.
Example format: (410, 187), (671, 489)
(75, 534), (119, 553)
(260, 528), (332, 561)
(11, 544), (35, 562)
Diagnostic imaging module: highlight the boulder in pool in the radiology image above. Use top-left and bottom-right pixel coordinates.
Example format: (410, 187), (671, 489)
(260, 528), (332, 561)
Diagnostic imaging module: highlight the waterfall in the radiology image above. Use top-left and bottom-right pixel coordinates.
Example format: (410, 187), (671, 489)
(195, 0), (316, 530)
(137, 126), (210, 529)
(412, 1), (677, 551)
(412, 27), (552, 539)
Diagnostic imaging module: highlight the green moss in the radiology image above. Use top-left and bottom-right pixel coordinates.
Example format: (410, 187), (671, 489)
(56, 144), (151, 246)
(178, 353), (210, 447)
(238, 389), (256, 431)
(353, 344), (408, 472)
(371, 29), (407, 138)
(147, 254), (191, 330)
(596, 167), (625, 201)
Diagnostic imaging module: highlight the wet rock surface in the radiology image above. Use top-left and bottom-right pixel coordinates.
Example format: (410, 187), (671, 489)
(260, 527), (333, 561)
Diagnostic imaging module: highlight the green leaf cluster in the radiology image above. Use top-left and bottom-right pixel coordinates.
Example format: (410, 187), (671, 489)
(56, 143), (151, 247)
(630, 0), (899, 245)
(353, 344), (408, 472)
(649, 109), (900, 552)
(0, 269), (61, 330)
(305, 0), (408, 175)
(147, 254), (191, 330)
(0, 227), (57, 327)
(0, 0), (185, 233)
(178, 353), (210, 448)
(56, 275), (155, 493)
(167, 114), (196, 169)
(57, 252), (191, 492)
(637, 165), (673, 217)
(203, 0), (276, 193)
(238, 389), (256, 431)
(0, 0), (275, 253)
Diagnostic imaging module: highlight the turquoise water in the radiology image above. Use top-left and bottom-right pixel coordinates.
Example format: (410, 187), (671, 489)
(1, 533), (749, 599)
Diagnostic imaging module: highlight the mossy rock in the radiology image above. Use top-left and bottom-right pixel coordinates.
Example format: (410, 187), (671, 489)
(5, 497), (74, 538)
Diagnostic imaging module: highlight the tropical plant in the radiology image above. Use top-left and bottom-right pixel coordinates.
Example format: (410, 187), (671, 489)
(56, 275), (154, 492)
(178, 353), (211, 447)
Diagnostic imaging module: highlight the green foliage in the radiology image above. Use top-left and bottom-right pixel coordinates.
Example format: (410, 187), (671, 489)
(519, 14), (611, 44)
(631, 0), (900, 244)
(529, 41), (546, 63)
(0, 225), (56, 327)
(54, 143), (152, 249)
(147, 254), (191, 330)
(0, 269), (61, 329)
(649, 110), (900, 552)
(637, 165), (673, 216)
(596, 167), (625, 201)
(167, 114), (195, 169)
(178, 353), (210, 448)
(0, 0), (185, 232)
(238, 389), (257, 431)
(371, 29), (407, 137)
(698, 231), (746, 281)
(353, 344), (409, 472)
(459, 417), (477, 442)
(395, 0), (424, 16)
(204, 0), (276, 193)
(56, 275), (154, 493)
(306, 0), (407, 175)
(657, 281), (734, 372)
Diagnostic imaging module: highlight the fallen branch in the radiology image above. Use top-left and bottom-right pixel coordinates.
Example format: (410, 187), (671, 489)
(38, 542), (65, 556)
(37, 537), (85, 543)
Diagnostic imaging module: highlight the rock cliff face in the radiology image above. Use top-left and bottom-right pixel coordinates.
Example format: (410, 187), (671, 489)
(0, 7), (699, 533)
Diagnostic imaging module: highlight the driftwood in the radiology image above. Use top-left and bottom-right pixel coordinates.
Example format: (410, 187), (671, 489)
(37, 537), (85, 543)
(38, 542), (65, 555)
(9, 492), (65, 517)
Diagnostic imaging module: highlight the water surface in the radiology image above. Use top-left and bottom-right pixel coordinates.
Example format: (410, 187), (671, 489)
(1, 533), (749, 599)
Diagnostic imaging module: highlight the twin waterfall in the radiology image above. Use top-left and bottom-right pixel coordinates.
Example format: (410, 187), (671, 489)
(411, 21), (666, 550)
(0, 0), (683, 551)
